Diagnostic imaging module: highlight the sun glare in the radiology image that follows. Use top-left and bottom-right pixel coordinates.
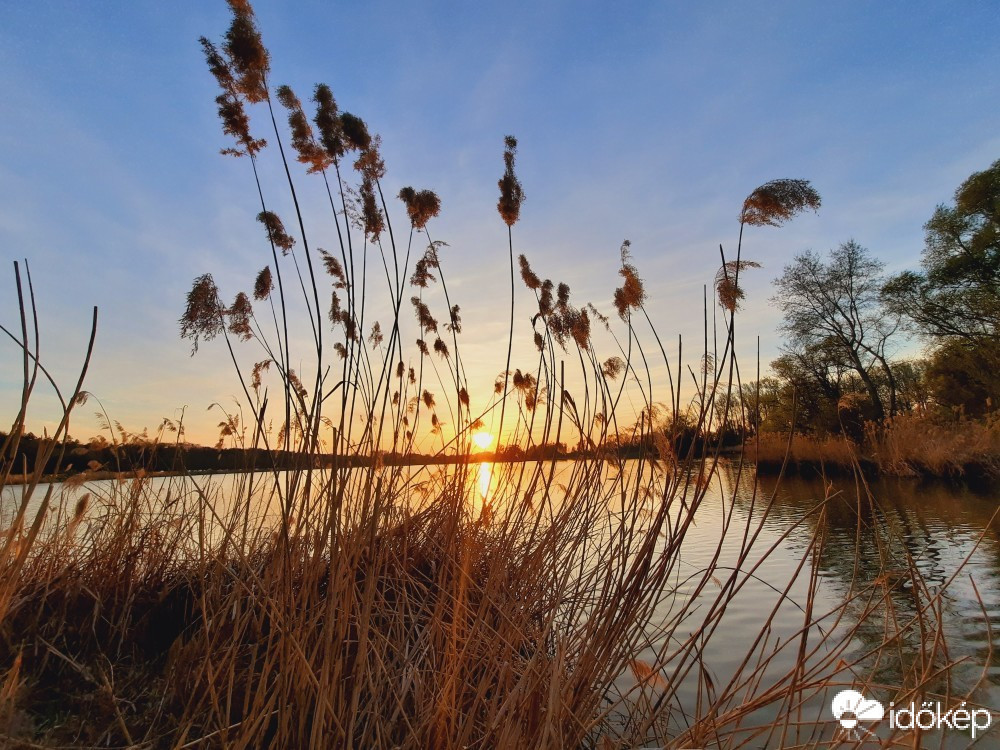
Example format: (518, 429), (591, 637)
(472, 431), (494, 450)
(477, 462), (492, 500)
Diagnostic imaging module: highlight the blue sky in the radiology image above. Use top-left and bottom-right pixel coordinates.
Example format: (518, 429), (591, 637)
(1, 1), (998, 445)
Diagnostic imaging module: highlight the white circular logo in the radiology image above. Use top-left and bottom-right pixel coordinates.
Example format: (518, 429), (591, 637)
(832, 689), (885, 729)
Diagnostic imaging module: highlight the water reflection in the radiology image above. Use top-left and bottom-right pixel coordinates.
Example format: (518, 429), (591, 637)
(605, 461), (1000, 746)
(477, 461), (492, 502)
(5, 460), (998, 745)
(733, 469), (1000, 721)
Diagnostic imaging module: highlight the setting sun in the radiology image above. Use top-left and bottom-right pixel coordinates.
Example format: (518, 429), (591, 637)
(472, 431), (494, 450)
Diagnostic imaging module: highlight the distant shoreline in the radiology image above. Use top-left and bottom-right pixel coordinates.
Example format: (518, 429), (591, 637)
(4, 453), (572, 487)
(6, 444), (997, 489)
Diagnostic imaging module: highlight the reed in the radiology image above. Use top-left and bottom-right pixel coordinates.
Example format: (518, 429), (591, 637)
(867, 412), (1000, 479)
(749, 414), (1000, 481)
(0, 3), (989, 747)
(748, 431), (867, 475)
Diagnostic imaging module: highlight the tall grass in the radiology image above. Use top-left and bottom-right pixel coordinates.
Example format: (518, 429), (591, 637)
(749, 414), (1000, 480)
(868, 412), (1000, 479)
(748, 432), (867, 476)
(0, 2), (992, 747)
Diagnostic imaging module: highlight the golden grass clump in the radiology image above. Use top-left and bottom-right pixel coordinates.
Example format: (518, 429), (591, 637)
(751, 413), (1000, 482)
(867, 412), (1000, 479)
(749, 430), (862, 473)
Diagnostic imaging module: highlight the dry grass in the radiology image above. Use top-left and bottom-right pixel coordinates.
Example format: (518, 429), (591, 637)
(2, 429), (985, 748)
(747, 431), (864, 475)
(867, 412), (1000, 479)
(749, 413), (1000, 481)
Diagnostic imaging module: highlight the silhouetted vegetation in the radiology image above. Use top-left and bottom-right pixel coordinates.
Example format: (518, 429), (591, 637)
(0, 2), (992, 748)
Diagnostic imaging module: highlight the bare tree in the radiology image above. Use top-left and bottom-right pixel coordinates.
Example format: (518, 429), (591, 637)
(772, 240), (900, 420)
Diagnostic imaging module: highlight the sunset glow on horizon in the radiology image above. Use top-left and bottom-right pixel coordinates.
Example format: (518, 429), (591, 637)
(0, 3), (996, 446)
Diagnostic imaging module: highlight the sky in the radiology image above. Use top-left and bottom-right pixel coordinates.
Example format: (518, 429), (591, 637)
(1, 1), (998, 447)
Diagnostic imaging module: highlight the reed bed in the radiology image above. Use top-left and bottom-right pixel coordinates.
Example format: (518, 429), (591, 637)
(748, 432), (865, 476)
(867, 413), (1000, 480)
(0, 2), (992, 747)
(750, 414), (1000, 481)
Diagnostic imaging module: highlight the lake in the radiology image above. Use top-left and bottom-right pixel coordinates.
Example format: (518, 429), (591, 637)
(3, 461), (998, 746)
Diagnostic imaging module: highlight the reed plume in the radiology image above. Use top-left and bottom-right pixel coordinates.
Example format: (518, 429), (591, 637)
(518, 254), (541, 289)
(411, 297), (439, 333)
(613, 240), (645, 319)
(398, 187), (442, 229)
(312, 84), (345, 159)
(253, 266), (273, 300)
(276, 84), (332, 173)
(715, 259), (762, 312)
(446, 304), (461, 333)
(179, 273), (223, 352)
(740, 178), (821, 227)
(199, 38), (266, 157)
(410, 247), (439, 288)
(319, 249), (346, 287)
(354, 136), (386, 181)
(359, 177), (384, 241)
(256, 210), (295, 253)
(227, 291), (254, 340)
(222, 0), (270, 103)
(497, 135), (525, 226)
(340, 112), (372, 152)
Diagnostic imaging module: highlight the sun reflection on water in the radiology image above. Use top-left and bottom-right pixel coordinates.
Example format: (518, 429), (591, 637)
(477, 462), (492, 501)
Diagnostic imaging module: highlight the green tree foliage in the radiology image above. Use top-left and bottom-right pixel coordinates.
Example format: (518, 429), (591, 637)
(770, 347), (845, 433)
(925, 339), (998, 414)
(883, 158), (1000, 414)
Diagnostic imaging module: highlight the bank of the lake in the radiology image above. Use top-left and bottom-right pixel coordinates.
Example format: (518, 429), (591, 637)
(746, 416), (1000, 486)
